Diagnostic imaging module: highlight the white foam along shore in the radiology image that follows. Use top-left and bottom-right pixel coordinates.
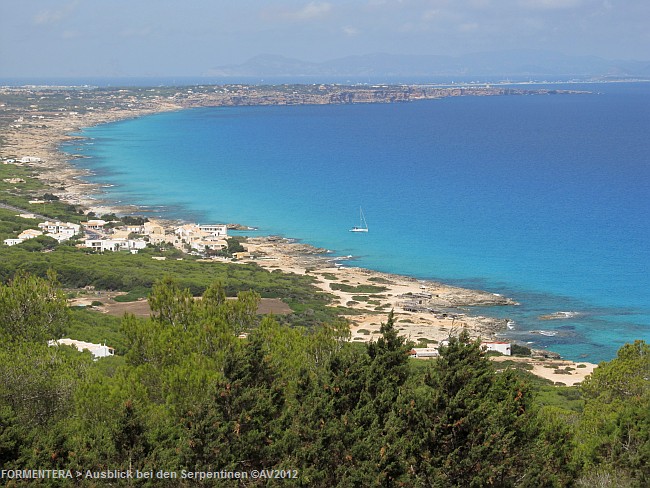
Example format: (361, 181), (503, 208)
(1, 85), (598, 383)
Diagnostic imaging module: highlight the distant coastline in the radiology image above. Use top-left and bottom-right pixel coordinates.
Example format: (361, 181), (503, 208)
(2, 81), (590, 221)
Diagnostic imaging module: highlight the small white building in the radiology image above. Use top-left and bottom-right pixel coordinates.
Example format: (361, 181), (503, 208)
(143, 221), (165, 236)
(18, 228), (43, 240)
(191, 239), (227, 252)
(85, 239), (120, 252)
(409, 348), (440, 358)
(3, 238), (24, 246)
(481, 341), (512, 356)
(125, 239), (147, 251)
(48, 232), (74, 243)
(48, 339), (115, 359)
(3, 228), (42, 246)
(175, 223), (201, 239)
(38, 221), (80, 237)
(85, 238), (147, 252)
(176, 223), (229, 240)
(81, 219), (107, 230)
(198, 224), (228, 237)
(126, 224), (144, 234)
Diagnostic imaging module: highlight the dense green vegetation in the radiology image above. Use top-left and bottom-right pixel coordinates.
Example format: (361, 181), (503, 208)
(0, 239), (336, 318)
(329, 283), (388, 294)
(0, 273), (648, 486)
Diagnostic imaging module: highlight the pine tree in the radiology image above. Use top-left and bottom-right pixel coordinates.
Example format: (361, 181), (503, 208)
(385, 330), (534, 487)
(0, 271), (68, 344)
(182, 333), (286, 473)
(577, 340), (650, 486)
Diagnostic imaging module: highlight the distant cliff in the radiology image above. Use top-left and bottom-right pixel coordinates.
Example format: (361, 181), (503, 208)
(173, 84), (588, 109)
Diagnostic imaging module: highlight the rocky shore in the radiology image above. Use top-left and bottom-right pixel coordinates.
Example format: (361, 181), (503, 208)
(244, 236), (516, 344)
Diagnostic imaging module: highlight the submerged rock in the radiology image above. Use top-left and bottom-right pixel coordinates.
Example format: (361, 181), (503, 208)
(539, 311), (582, 320)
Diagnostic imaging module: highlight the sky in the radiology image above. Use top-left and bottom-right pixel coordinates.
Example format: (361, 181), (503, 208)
(1, 0), (648, 78)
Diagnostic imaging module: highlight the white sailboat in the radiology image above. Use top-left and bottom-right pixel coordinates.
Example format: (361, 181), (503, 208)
(349, 207), (369, 232)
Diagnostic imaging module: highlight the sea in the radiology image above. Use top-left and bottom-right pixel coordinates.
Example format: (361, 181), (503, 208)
(62, 82), (650, 363)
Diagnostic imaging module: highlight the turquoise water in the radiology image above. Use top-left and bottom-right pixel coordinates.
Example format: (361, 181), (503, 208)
(64, 83), (650, 362)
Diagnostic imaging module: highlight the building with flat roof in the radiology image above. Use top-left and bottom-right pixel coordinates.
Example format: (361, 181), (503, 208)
(48, 339), (115, 359)
(481, 341), (512, 356)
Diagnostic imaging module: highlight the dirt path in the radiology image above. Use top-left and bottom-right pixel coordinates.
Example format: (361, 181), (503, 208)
(69, 292), (292, 318)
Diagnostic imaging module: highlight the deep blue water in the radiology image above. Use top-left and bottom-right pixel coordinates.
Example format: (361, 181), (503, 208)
(63, 83), (650, 362)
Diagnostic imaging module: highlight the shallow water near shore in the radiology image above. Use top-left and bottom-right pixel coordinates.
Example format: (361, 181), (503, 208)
(64, 82), (650, 362)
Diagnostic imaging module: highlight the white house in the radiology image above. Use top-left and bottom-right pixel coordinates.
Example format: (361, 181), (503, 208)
(198, 224), (228, 237)
(81, 219), (107, 230)
(481, 341), (512, 356)
(3, 238), (24, 246)
(125, 239), (147, 251)
(18, 228), (43, 239)
(48, 339), (115, 359)
(85, 239), (121, 252)
(126, 224), (144, 234)
(3, 228), (42, 246)
(409, 348), (440, 358)
(191, 239), (227, 252)
(19, 156), (42, 163)
(175, 223), (201, 239)
(48, 232), (74, 243)
(38, 221), (80, 237)
(143, 221), (165, 236)
(85, 238), (147, 252)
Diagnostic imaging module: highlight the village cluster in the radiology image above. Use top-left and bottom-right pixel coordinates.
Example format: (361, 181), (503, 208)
(3, 214), (233, 255)
(4, 216), (240, 359)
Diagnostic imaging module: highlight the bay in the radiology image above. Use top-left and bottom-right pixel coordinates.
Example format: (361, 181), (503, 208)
(64, 83), (650, 362)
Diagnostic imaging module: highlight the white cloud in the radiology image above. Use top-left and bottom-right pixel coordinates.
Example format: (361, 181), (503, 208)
(34, 9), (65, 25)
(33, 0), (80, 26)
(343, 26), (360, 36)
(281, 2), (333, 21)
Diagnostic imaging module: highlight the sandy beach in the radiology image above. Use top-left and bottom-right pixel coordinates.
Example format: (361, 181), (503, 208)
(1, 87), (597, 384)
(1, 95), (183, 214)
